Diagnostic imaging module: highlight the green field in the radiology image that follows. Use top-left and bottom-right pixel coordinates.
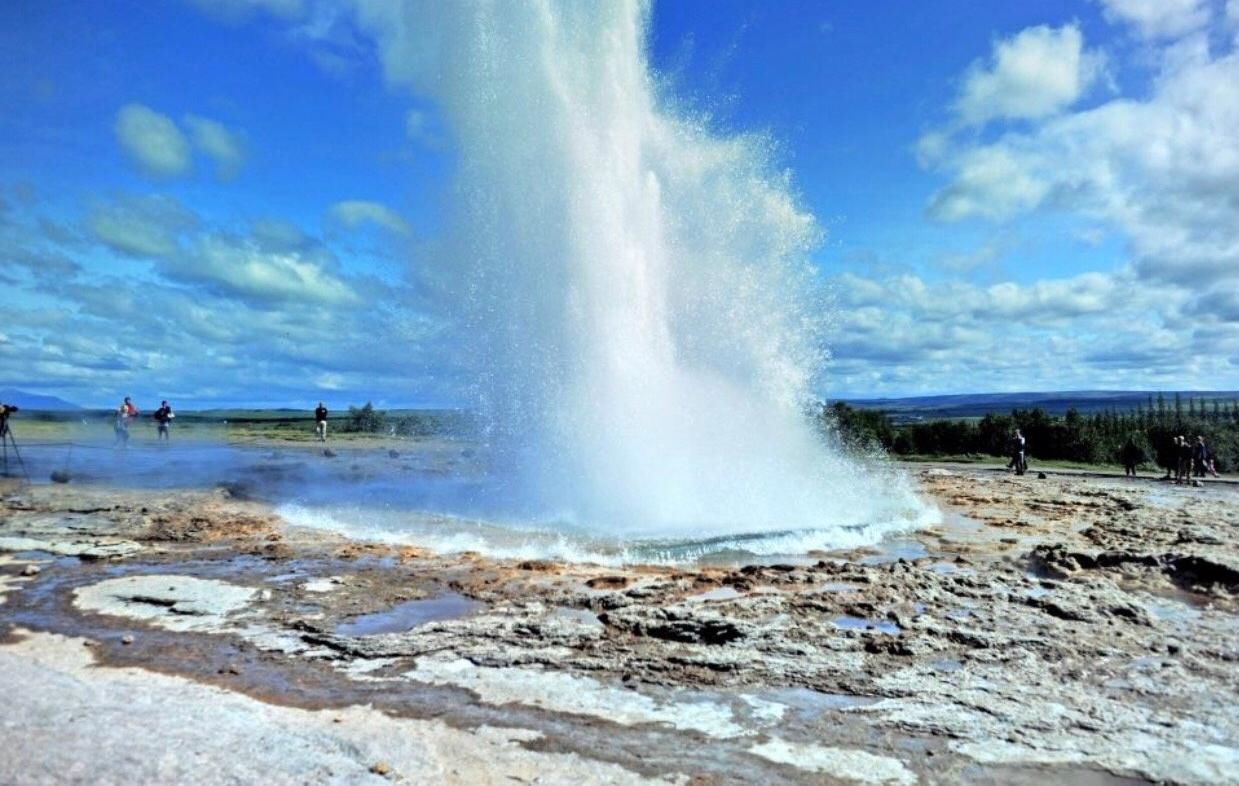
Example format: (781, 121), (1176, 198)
(5, 408), (470, 446)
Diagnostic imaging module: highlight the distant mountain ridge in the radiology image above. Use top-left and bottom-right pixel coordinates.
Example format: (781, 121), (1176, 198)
(841, 390), (1239, 419)
(0, 388), (83, 411)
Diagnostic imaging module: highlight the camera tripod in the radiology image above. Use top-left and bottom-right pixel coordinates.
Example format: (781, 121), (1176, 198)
(0, 419), (30, 482)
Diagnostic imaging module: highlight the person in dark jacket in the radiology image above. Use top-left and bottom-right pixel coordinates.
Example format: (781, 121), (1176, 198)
(1176, 436), (1192, 484)
(314, 402), (328, 442)
(1192, 436), (1209, 478)
(1119, 437), (1144, 478)
(1156, 436), (1177, 479)
(153, 400), (174, 441)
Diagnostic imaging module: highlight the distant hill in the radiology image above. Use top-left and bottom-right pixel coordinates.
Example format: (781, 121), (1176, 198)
(0, 388), (83, 411)
(840, 390), (1239, 420)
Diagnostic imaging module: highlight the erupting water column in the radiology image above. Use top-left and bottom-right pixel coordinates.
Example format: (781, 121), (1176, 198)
(358, 0), (932, 544)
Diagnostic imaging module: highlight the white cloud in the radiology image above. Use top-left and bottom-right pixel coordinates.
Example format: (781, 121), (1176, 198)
(184, 115), (246, 179)
(164, 234), (363, 306)
(820, 267), (1237, 393)
(984, 274), (1113, 320)
(114, 106), (247, 180)
(955, 24), (1105, 126)
(87, 194), (198, 257)
(85, 195), (363, 305)
(326, 200), (411, 235)
(1, 188), (449, 406)
(926, 147), (1049, 221)
(835, 270), (1123, 327)
(1097, 0), (1211, 40)
(923, 34), (1239, 288)
(115, 104), (192, 177)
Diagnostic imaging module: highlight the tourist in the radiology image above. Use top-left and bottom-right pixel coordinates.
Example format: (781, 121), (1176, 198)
(153, 400), (174, 441)
(114, 396), (139, 447)
(1176, 436), (1192, 484)
(315, 401), (328, 442)
(1156, 436), (1177, 480)
(1120, 437), (1144, 478)
(1192, 436), (1209, 479)
(1007, 429), (1026, 475)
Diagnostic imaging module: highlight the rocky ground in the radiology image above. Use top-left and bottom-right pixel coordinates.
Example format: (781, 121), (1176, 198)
(0, 465), (1236, 785)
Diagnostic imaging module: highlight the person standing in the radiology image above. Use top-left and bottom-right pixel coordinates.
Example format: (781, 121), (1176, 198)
(1120, 437), (1144, 478)
(1157, 436), (1177, 479)
(1007, 429), (1027, 475)
(1192, 436), (1209, 478)
(314, 401), (328, 442)
(1176, 436), (1192, 484)
(114, 396), (139, 447)
(153, 400), (174, 441)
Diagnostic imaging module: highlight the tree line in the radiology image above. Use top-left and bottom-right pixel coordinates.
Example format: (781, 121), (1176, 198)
(822, 394), (1239, 472)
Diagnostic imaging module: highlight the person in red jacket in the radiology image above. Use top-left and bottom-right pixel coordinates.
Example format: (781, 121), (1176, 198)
(114, 396), (139, 447)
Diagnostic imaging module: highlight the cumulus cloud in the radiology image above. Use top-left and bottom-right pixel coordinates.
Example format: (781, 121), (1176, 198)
(821, 267), (1235, 393)
(834, 270), (1125, 327)
(1096, 0), (1211, 40)
(115, 106), (246, 180)
(1191, 286), (1239, 322)
(326, 200), (411, 235)
(87, 194), (198, 257)
(162, 234), (363, 307)
(184, 115), (246, 179)
(84, 193), (362, 306)
(0, 196), (451, 406)
(926, 146), (1050, 221)
(115, 104), (192, 177)
(955, 24), (1105, 126)
(921, 17), (1239, 293)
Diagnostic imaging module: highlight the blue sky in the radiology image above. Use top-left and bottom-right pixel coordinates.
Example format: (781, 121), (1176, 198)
(2, 0), (1238, 408)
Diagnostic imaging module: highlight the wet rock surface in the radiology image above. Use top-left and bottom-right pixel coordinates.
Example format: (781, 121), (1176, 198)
(0, 468), (1236, 784)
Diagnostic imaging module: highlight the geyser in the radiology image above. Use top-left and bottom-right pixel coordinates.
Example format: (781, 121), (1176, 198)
(359, 0), (933, 546)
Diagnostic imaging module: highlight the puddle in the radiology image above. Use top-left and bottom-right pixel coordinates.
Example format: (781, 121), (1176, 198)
(11, 550), (56, 561)
(334, 593), (484, 636)
(833, 616), (900, 635)
(550, 607), (603, 627)
(1141, 596), (1201, 625)
(928, 562), (975, 576)
(860, 540), (928, 565)
(945, 607), (974, 621)
(690, 586), (743, 603)
(266, 571), (306, 584)
(760, 687), (879, 719)
(930, 658), (963, 673)
(813, 582), (860, 594)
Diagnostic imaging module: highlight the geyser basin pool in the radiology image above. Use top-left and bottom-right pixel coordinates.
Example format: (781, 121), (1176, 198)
(16, 437), (936, 566)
